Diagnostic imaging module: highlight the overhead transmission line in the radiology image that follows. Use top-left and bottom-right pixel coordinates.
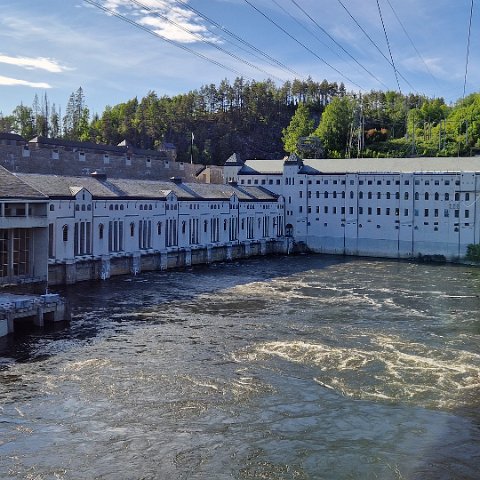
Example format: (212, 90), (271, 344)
(463, 0), (475, 99)
(270, 0), (385, 88)
(384, 0), (438, 88)
(287, 0), (386, 88)
(335, 0), (416, 93)
(84, 0), (253, 79)
(127, 0), (287, 83)
(242, 0), (365, 90)
(173, 0), (303, 79)
(376, 0), (401, 93)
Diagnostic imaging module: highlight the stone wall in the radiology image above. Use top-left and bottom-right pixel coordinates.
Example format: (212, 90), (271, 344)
(48, 240), (288, 286)
(0, 142), (202, 182)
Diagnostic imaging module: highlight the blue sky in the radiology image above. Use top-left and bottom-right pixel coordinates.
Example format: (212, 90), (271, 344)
(1, 0), (479, 117)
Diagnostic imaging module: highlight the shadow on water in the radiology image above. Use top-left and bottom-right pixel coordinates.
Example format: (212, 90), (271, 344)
(0, 254), (348, 363)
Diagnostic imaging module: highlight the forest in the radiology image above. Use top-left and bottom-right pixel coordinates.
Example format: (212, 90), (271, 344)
(1, 78), (480, 164)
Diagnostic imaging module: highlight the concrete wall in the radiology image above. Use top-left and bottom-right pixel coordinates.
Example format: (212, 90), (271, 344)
(48, 240), (288, 285)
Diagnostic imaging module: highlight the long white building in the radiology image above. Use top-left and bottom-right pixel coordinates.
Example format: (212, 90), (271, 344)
(13, 172), (285, 285)
(224, 153), (480, 261)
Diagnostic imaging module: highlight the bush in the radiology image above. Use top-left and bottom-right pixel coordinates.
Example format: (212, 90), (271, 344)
(466, 244), (480, 261)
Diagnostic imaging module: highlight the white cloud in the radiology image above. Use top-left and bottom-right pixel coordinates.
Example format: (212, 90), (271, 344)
(0, 75), (52, 88)
(0, 54), (71, 73)
(97, 0), (218, 43)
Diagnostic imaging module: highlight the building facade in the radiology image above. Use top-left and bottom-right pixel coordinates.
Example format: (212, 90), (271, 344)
(0, 167), (49, 292)
(225, 153), (480, 261)
(0, 134), (203, 182)
(15, 173), (286, 285)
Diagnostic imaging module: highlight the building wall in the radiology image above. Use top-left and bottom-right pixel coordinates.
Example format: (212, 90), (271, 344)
(45, 191), (286, 285)
(231, 161), (480, 262)
(0, 200), (49, 292)
(0, 141), (200, 182)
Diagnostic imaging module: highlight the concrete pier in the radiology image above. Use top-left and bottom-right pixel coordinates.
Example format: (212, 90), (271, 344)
(0, 293), (70, 337)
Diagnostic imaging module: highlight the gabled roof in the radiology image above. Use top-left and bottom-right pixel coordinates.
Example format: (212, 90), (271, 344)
(1, 168), (46, 200)
(225, 153), (244, 166)
(302, 156), (480, 174)
(16, 174), (118, 199)
(239, 159), (285, 175)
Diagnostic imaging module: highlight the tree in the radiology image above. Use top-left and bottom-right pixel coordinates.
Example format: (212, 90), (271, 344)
(312, 96), (355, 156)
(282, 103), (315, 154)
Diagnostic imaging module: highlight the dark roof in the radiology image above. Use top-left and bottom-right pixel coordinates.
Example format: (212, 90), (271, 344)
(0, 132), (25, 142)
(28, 136), (172, 158)
(14, 173), (278, 202)
(0, 168), (47, 199)
(16, 174), (118, 199)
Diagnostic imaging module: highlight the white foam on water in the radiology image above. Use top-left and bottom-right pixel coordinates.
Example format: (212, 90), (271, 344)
(237, 337), (480, 410)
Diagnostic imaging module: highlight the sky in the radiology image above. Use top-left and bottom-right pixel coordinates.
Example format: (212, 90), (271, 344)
(1, 0), (479, 117)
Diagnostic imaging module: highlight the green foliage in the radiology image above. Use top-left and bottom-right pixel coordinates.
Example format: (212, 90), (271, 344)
(466, 244), (480, 262)
(4, 81), (480, 163)
(312, 96), (354, 156)
(281, 103), (314, 154)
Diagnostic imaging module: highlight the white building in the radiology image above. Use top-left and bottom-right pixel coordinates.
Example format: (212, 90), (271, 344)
(0, 167), (49, 291)
(16, 173), (285, 284)
(224, 153), (480, 261)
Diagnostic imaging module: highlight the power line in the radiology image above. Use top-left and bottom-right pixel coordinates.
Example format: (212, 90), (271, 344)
(384, 0), (438, 88)
(376, 0), (401, 94)
(127, 0), (286, 83)
(173, 0), (303, 79)
(83, 0), (251, 80)
(287, 0), (385, 88)
(242, 0), (365, 90)
(463, 0), (475, 99)
(335, 0), (416, 93)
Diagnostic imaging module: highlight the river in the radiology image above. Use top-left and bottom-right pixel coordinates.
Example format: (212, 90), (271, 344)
(0, 255), (479, 479)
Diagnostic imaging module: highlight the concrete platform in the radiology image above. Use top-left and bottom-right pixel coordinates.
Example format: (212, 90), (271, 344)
(0, 293), (69, 337)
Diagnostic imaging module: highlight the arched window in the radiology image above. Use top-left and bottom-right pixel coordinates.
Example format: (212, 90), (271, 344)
(109, 205), (113, 210)
(434, 192), (439, 201)
(404, 192), (409, 200)
(350, 191), (354, 199)
(324, 191), (329, 199)
(386, 192), (391, 200)
(425, 192), (429, 201)
(368, 192), (372, 199)
(140, 205), (143, 210)
(120, 204), (124, 210)
(99, 223), (104, 239)
(445, 193), (450, 201)
(342, 191), (345, 199)
(130, 222), (135, 237)
(359, 191), (363, 199)
(204, 220), (208, 233)
(182, 221), (186, 234)
(149, 205), (152, 210)
(157, 222), (162, 235)
(62, 225), (69, 242)
(377, 192), (381, 199)
(395, 192), (400, 200)
(224, 219), (228, 230)
(415, 192), (419, 200)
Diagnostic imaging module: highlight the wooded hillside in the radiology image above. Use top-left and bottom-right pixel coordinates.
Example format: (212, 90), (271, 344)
(2, 78), (479, 163)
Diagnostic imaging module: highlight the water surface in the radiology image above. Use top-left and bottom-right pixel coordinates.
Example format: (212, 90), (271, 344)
(1, 256), (479, 479)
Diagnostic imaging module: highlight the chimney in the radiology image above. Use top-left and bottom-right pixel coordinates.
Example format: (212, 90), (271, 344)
(91, 171), (107, 181)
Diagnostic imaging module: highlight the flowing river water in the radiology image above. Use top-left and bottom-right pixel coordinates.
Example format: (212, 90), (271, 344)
(0, 255), (479, 479)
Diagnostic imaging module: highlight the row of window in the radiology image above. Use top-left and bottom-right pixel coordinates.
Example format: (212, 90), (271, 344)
(303, 191), (471, 201)
(309, 205), (469, 218)
(60, 215), (284, 254)
(306, 178), (459, 186)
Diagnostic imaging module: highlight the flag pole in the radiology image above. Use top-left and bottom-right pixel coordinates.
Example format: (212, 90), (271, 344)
(190, 132), (194, 164)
